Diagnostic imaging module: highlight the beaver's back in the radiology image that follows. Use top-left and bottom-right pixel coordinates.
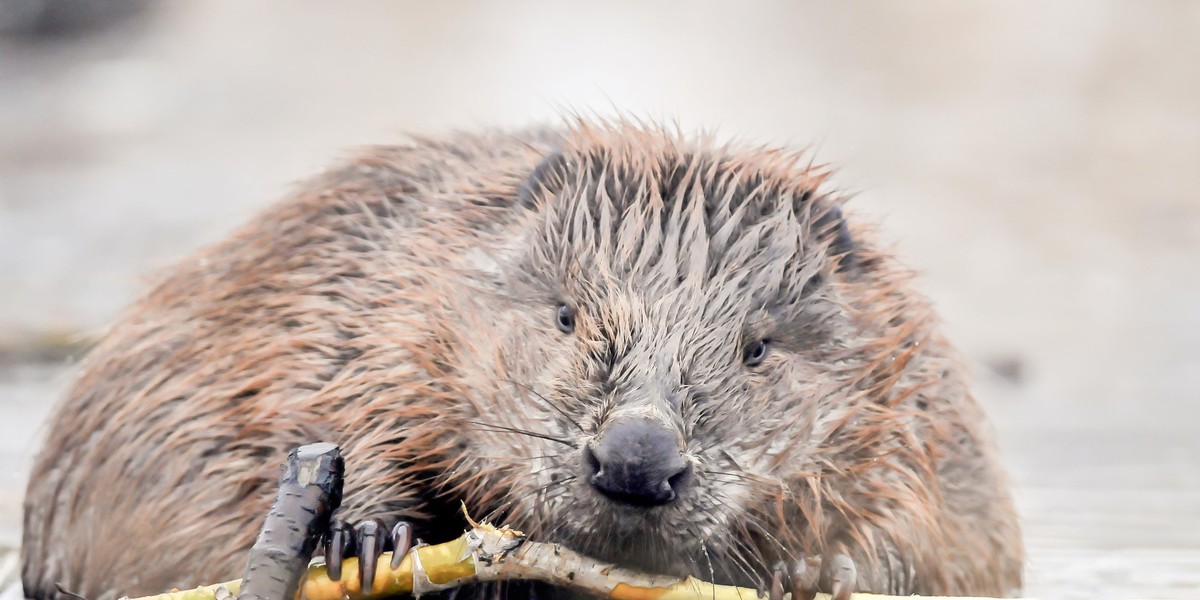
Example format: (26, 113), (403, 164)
(20, 131), (550, 600)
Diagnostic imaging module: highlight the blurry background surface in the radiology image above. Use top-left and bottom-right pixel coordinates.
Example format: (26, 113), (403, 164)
(1, 2), (1197, 598)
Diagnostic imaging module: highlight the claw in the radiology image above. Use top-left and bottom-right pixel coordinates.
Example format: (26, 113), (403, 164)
(768, 560), (788, 600)
(789, 554), (821, 600)
(356, 519), (387, 592)
(389, 521), (413, 569)
(324, 519), (355, 581)
(827, 554), (856, 600)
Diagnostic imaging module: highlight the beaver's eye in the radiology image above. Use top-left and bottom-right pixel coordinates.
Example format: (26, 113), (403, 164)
(742, 339), (770, 367)
(556, 303), (576, 333)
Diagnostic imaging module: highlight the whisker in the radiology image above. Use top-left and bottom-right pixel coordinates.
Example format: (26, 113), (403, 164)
(467, 420), (578, 448)
(722, 536), (763, 591)
(481, 476), (577, 524)
(475, 453), (567, 462)
(700, 538), (718, 600)
(705, 472), (766, 488)
(501, 378), (587, 434)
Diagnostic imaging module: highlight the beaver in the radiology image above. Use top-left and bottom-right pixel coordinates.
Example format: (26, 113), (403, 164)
(20, 118), (1023, 600)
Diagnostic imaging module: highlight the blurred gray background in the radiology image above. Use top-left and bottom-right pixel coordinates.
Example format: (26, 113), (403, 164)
(1, 2), (1197, 598)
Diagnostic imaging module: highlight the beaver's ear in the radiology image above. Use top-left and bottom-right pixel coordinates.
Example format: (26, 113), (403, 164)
(517, 150), (568, 210)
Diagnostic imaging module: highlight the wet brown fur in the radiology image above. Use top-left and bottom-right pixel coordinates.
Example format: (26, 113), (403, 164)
(21, 118), (1023, 599)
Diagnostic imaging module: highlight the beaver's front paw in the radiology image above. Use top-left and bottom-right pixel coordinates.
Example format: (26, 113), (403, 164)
(766, 553), (856, 600)
(322, 518), (413, 590)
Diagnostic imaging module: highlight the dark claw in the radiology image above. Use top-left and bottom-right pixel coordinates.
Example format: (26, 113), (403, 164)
(53, 584), (89, 600)
(768, 561), (788, 600)
(827, 554), (856, 600)
(322, 517), (413, 590)
(324, 519), (355, 581)
(390, 521), (413, 569)
(356, 519), (387, 592)
(789, 554), (821, 600)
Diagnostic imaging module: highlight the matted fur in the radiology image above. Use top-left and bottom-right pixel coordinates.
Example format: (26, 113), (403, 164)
(21, 118), (1023, 600)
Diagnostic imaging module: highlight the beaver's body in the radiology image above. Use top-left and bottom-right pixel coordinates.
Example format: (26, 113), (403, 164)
(22, 120), (1023, 600)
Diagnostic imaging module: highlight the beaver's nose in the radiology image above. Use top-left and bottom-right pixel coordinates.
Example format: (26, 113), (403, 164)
(584, 418), (691, 506)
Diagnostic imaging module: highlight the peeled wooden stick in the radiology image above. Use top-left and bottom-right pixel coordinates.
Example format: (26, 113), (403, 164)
(123, 512), (1023, 600)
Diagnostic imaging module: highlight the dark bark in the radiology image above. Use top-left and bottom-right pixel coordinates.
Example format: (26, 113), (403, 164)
(236, 442), (344, 600)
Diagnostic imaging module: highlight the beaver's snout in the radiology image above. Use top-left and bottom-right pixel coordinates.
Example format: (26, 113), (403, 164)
(583, 417), (691, 507)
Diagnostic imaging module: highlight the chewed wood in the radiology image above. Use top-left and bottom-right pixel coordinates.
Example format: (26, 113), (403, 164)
(117, 522), (1084, 600)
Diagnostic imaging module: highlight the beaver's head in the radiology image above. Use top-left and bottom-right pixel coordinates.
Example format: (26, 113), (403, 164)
(452, 122), (941, 587)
